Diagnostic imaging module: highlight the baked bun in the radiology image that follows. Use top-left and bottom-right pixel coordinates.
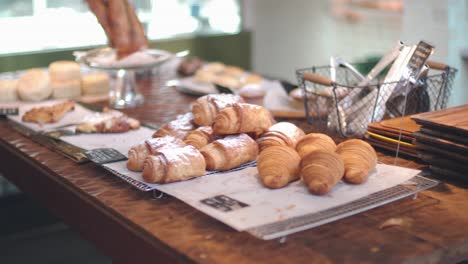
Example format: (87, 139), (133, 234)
(81, 73), (110, 95)
(242, 74), (263, 85)
(17, 69), (52, 102)
(289, 88), (304, 101)
(238, 84), (266, 99)
(49, 61), (81, 81)
(52, 79), (81, 99)
(0, 79), (18, 102)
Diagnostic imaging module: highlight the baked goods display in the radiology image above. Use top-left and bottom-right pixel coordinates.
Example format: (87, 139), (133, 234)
(295, 133), (337, 158)
(22, 100), (75, 124)
(183, 126), (216, 150)
(336, 139), (377, 184)
(127, 136), (187, 172)
(212, 103), (275, 136)
(201, 133), (258, 171)
(257, 145), (301, 189)
(76, 108), (140, 133)
(127, 97), (273, 183)
(177, 59), (266, 99)
(192, 94), (244, 126)
(86, 0), (149, 59)
(152, 112), (196, 139)
(49, 61), (82, 99)
(1, 60), (111, 104)
(300, 151), (345, 195)
(177, 57), (203, 76)
(0, 79), (18, 102)
(17, 69), (52, 102)
(81, 73), (110, 96)
(256, 122), (305, 152)
(142, 145), (206, 184)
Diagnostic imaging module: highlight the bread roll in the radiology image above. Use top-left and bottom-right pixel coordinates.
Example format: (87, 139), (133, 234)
(49, 61), (81, 81)
(81, 73), (110, 95)
(0, 79), (18, 102)
(51, 79), (81, 99)
(17, 69), (52, 102)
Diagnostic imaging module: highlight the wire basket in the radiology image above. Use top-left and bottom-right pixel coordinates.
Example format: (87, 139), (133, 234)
(296, 61), (457, 137)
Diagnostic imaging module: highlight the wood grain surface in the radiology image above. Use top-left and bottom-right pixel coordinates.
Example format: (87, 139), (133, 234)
(1, 75), (468, 264)
(412, 104), (468, 137)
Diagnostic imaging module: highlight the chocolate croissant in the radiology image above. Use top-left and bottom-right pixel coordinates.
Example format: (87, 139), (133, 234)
(300, 151), (344, 195)
(191, 94), (244, 126)
(257, 145), (301, 189)
(127, 136), (186, 172)
(336, 139), (377, 184)
(256, 122), (305, 152)
(183, 126), (216, 150)
(212, 103), (275, 136)
(201, 133), (258, 171)
(142, 145), (206, 183)
(152, 112), (195, 139)
(295, 133), (337, 158)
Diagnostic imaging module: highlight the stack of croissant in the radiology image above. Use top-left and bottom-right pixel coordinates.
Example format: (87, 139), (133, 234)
(126, 93), (378, 193)
(127, 94), (276, 184)
(257, 129), (378, 195)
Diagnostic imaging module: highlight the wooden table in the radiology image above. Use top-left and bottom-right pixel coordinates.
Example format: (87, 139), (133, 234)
(1, 76), (467, 264)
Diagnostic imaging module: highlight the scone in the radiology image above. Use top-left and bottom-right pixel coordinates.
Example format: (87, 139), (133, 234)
(0, 79), (18, 102)
(17, 69), (52, 102)
(81, 73), (110, 95)
(49, 61), (81, 82)
(51, 79), (81, 99)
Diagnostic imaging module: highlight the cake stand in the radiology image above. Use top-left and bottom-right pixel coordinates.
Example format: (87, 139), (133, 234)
(75, 48), (173, 109)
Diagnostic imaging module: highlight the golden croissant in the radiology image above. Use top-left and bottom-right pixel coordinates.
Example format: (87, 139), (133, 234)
(201, 133), (258, 171)
(336, 139), (377, 184)
(300, 151), (344, 195)
(142, 145), (206, 183)
(257, 145), (301, 188)
(183, 126), (216, 150)
(127, 136), (186, 171)
(256, 122), (305, 152)
(152, 112), (195, 139)
(191, 94), (244, 126)
(296, 133), (336, 158)
(212, 103), (275, 136)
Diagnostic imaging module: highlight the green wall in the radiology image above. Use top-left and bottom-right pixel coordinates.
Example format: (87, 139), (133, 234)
(0, 31), (251, 73)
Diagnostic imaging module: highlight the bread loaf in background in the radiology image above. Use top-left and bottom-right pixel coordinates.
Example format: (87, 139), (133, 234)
(49, 61), (81, 82)
(17, 69), (52, 101)
(81, 73), (110, 95)
(0, 79), (18, 102)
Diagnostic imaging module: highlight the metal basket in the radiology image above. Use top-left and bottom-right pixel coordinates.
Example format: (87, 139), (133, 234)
(296, 61), (457, 137)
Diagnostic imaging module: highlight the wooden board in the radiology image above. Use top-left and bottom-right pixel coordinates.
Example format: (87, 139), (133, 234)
(414, 142), (468, 163)
(414, 132), (468, 155)
(411, 104), (468, 137)
(419, 127), (468, 145)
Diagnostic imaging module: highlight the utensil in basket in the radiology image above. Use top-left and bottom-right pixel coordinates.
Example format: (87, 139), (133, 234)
(298, 58), (457, 137)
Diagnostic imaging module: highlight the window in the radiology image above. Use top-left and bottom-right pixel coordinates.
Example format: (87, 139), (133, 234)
(0, 0), (242, 55)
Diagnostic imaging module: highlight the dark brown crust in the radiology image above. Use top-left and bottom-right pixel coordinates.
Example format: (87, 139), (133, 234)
(86, 0), (114, 46)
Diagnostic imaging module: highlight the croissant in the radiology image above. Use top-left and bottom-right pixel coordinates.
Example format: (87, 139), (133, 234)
(257, 145), (301, 189)
(191, 94), (244, 126)
(296, 133), (337, 158)
(127, 136), (186, 171)
(300, 151), (344, 195)
(212, 103), (275, 136)
(152, 112), (195, 139)
(201, 133), (258, 171)
(257, 122), (305, 152)
(336, 139), (377, 184)
(142, 145), (206, 183)
(183, 126), (216, 150)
